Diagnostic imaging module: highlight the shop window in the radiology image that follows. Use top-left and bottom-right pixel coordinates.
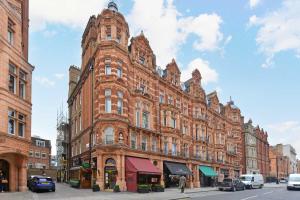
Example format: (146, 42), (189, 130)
(105, 89), (111, 113)
(104, 127), (114, 144)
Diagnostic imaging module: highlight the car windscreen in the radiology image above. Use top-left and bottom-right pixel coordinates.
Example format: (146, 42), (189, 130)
(38, 178), (48, 182)
(289, 177), (300, 182)
(240, 176), (252, 181)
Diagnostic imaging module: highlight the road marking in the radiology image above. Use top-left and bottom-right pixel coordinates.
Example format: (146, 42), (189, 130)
(240, 195), (258, 200)
(263, 191), (273, 195)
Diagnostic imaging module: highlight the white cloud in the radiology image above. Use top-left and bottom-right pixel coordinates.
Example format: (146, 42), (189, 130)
(249, 0), (300, 68)
(34, 76), (55, 87)
(43, 30), (57, 38)
(127, 0), (228, 67)
(54, 73), (65, 80)
(249, 0), (261, 9)
(266, 121), (300, 158)
(30, 0), (108, 31)
(181, 58), (218, 84)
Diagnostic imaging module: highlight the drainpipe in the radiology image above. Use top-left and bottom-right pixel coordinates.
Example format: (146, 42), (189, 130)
(89, 60), (94, 166)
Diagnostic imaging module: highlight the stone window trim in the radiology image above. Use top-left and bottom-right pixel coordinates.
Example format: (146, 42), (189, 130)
(105, 89), (112, 113)
(41, 152), (47, 159)
(8, 62), (27, 100)
(103, 127), (114, 144)
(8, 108), (26, 137)
(35, 151), (41, 158)
(7, 18), (15, 45)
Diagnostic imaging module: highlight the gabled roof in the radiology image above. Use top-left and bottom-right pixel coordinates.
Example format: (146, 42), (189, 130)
(130, 31), (153, 54)
(166, 59), (181, 74)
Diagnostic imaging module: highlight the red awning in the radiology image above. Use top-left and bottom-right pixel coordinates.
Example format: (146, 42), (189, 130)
(126, 157), (161, 175)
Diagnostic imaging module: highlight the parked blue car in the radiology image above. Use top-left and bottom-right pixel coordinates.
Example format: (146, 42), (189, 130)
(28, 176), (55, 192)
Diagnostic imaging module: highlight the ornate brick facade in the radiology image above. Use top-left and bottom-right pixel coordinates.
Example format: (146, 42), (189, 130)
(255, 127), (270, 178)
(68, 3), (244, 191)
(0, 0), (33, 192)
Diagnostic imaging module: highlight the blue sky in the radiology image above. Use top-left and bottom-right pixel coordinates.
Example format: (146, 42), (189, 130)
(29, 0), (300, 157)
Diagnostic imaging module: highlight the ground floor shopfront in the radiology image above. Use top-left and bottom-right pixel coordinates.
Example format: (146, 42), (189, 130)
(80, 146), (243, 192)
(0, 135), (30, 192)
(0, 154), (28, 192)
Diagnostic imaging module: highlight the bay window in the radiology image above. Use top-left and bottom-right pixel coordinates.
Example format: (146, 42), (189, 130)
(105, 89), (111, 113)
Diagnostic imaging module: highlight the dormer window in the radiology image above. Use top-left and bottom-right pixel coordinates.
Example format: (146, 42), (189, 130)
(116, 27), (121, 43)
(105, 64), (111, 75)
(106, 26), (111, 40)
(139, 56), (145, 65)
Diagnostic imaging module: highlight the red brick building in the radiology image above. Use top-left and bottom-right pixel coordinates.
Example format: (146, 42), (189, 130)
(28, 137), (51, 169)
(255, 127), (270, 178)
(68, 2), (244, 191)
(0, 0), (33, 192)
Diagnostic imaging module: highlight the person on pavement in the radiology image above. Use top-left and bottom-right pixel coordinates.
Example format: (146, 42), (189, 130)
(0, 170), (5, 192)
(179, 175), (186, 193)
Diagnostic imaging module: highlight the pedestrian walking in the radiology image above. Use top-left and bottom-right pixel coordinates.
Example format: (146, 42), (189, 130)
(179, 175), (186, 193)
(0, 170), (6, 192)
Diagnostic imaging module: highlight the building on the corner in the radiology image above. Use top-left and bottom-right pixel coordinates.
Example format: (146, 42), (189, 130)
(0, 0), (33, 192)
(67, 2), (244, 191)
(28, 136), (51, 169)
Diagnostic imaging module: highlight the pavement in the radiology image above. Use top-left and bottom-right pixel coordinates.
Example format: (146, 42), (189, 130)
(0, 183), (293, 200)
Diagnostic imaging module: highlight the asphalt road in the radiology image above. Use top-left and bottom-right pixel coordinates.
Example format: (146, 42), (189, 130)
(190, 187), (300, 200)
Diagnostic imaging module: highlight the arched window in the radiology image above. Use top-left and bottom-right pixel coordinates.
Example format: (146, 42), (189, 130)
(104, 127), (114, 144)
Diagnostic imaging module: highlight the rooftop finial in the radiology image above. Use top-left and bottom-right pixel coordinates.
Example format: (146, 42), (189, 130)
(108, 0), (118, 12)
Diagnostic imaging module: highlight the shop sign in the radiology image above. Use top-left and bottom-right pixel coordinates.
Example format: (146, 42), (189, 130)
(82, 162), (91, 169)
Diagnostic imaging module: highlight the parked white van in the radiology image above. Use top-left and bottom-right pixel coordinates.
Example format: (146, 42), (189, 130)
(287, 174), (300, 190)
(239, 174), (264, 189)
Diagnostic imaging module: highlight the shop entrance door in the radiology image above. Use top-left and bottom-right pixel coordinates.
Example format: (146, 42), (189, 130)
(104, 158), (117, 190)
(0, 159), (9, 191)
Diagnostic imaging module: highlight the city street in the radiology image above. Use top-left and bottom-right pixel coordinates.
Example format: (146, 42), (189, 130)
(0, 183), (297, 200)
